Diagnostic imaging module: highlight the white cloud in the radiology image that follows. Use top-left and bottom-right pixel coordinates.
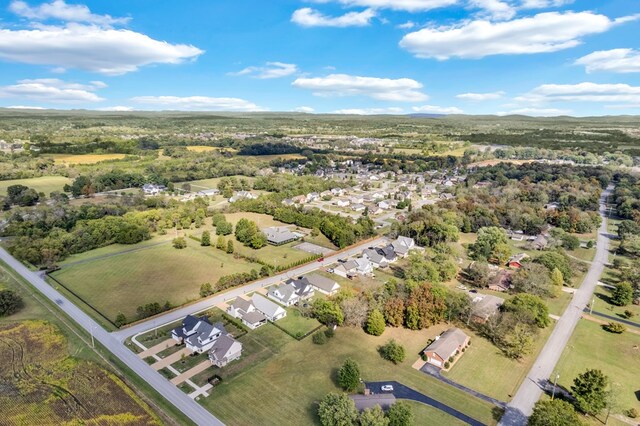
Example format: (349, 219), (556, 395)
(470, 0), (515, 20)
(400, 12), (635, 60)
(412, 104), (463, 114)
(291, 8), (375, 27)
(575, 49), (640, 74)
(520, 0), (572, 9)
(130, 96), (264, 111)
(456, 91), (505, 101)
(0, 24), (203, 75)
(313, 0), (458, 12)
(333, 107), (404, 115)
(516, 82), (640, 104)
(497, 107), (572, 116)
(397, 21), (416, 29)
(5, 105), (45, 109)
(292, 73), (428, 102)
(97, 106), (133, 111)
(230, 62), (298, 79)
(9, 0), (130, 26)
(0, 78), (105, 103)
(294, 106), (315, 113)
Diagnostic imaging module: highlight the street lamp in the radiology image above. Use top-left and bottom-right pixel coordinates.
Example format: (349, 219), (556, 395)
(551, 373), (560, 400)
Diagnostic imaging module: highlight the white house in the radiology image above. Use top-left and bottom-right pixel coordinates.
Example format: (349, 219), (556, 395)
(229, 191), (258, 203)
(267, 283), (299, 307)
(171, 315), (226, 354)
(302, 274), (341, 295)
(252, 293), (287, 321)
(333, 257), (374, 278)
(336, 199), (351, 208)
(362, 248), (389, 269)
(142, 183), (166, 195)
(227, 297), (267, 329)
(378, 200), (394, 210)
(391, 236), (417, 258)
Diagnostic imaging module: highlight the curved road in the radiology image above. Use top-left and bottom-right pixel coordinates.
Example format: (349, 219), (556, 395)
(499, 185), (613, 426)
(0, 247), (223, 426)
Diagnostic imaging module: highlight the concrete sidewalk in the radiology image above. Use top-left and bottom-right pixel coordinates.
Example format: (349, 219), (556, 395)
(152, 347), (191, 370)
(171, 359), (212, 385)
(138, 338), (175, 359)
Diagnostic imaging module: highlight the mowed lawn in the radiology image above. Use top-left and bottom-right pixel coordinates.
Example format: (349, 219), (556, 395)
(203, 325), (498, 426)
(176, 176), (256, 191)
(0, 175), (72, 195)
(555, 320), (640, 414)
(51, 243), (255, 321)
(444, 325), (553, 402)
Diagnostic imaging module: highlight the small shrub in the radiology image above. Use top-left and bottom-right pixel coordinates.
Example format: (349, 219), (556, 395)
(444, 361), (450, 369)
(603, 322), (626, 334)
(172, 237), (187, 249)
(626, 408), (638, 419)
(421, 353), (427, 361)
(448, 356), (454, 363)
(623, 310), (635, 319)
(324, 327), (335, 338)
(313, 331), (327, 345)
(0, 290), (24, 317)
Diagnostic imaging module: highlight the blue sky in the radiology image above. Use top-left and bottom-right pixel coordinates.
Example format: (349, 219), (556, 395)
(0, 0), (638, 116)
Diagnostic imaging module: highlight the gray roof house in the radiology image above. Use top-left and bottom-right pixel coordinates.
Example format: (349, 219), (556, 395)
(209, 334), (243, 368)
(362, 248), (388, 268)
(302, 274), (341, 295)
(286, 278), (315, 300)
(350, 394), (397, 411)
(227, 297), (267, 329)
(470, 293), (504, 324)
(262, 226), (302, 246)
(391, 236), (417, 258)
(251, 293), (287, 321)
(267, 283), (299, 307)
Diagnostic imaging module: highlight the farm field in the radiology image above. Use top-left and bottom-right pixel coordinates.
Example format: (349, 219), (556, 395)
(555, 320), (640, 415)
(48, 153), (128, 164)
(0, 175), (72, 196)
(0, 321), (161, 426)
(203, 324), (497, 426)
(444, 325), (554, 402)
(50, 241), (256, 322)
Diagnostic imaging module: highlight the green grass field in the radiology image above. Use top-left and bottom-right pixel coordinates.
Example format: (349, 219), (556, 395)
(0, 175), (72, 196)
(202, 324), (498, 426)
(276, 308), (321, 337)
(555, 320), (640, 415)
(444, 326), (553, 402)
(51, 242), (256, 322)
(592, 286), (640, 322)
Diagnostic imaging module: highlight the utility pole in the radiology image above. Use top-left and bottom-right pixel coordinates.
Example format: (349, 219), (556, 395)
(90, 326), (95, 349)
(551, 373), (560, 400)
(590, 296), (595, 315)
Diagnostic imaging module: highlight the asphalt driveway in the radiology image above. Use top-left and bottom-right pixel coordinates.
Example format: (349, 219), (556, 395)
(366, 381), (486, 426)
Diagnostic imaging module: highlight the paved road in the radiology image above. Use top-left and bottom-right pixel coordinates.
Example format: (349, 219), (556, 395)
(499, 185), (613, 426)
(586, 309), (640, 328)
(113, 236), (388, 340)
(366, 381), (485, 426)
(421, 364), (506, 409)
(0, 247), (224, 426)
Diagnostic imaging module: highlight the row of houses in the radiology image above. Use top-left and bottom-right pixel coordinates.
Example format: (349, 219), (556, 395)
(333, 236), (418, 279)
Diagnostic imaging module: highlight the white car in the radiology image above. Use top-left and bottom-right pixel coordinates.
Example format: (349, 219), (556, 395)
(381, 385), (394, 392)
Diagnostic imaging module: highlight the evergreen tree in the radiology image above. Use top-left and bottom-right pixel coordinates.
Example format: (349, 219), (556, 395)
(366, 309), (386, 336)
(338, 358), (360, 392)
(201, 230), (211, 246)
(572, 369), (609, 415)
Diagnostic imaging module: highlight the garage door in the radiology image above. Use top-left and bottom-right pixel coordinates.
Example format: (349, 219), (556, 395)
(429, 358), (442, 367)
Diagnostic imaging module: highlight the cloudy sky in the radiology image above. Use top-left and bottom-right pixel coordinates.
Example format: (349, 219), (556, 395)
(0, 0), (638, 116)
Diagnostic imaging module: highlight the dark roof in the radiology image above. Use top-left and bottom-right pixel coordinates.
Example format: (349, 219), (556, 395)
(172, 314), (211, 339)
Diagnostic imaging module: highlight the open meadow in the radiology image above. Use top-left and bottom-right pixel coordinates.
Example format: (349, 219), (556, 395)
(50, 240), (256, 322)
(0, 176), (72, 196)
(555, 320), (640, 415)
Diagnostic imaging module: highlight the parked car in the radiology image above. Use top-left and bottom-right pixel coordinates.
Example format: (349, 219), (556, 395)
(381, 385), (394, 392)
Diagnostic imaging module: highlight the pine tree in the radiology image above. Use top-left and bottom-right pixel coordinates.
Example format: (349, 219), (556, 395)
(201, 230), (211, 246)
(366, 309), (386, 336)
